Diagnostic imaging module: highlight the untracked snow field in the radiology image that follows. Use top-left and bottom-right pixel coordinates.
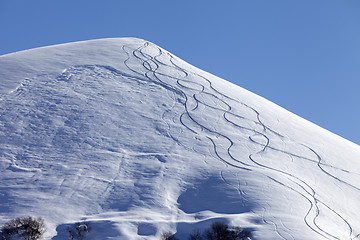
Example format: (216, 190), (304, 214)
(0, 38), (359, 239)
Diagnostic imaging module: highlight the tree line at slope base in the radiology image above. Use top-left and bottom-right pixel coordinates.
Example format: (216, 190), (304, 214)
(0, 216), (251, 240)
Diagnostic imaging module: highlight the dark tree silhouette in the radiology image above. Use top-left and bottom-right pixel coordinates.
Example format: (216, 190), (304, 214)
(1, 216), (46, 240)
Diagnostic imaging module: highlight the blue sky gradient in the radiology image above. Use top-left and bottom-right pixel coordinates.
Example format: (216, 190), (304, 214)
(1, 0), (359, 145)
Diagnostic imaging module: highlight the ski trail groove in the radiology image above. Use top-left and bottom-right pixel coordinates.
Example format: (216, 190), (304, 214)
(118, 41), (357, 239)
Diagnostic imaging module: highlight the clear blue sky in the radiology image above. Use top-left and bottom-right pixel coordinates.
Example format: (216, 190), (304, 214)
(1, 0), (359, 145)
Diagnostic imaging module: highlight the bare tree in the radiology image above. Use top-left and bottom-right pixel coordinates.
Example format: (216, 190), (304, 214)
(1, 216), (46, 240)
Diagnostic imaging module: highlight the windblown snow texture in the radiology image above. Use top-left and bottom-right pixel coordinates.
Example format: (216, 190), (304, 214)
(0, 38), (359, 240)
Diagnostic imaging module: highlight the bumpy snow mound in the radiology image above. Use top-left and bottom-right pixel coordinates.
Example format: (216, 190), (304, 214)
(0, 38), (359, 240)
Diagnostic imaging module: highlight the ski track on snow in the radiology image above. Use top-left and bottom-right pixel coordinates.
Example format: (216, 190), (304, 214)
(116, 42), (358, 239)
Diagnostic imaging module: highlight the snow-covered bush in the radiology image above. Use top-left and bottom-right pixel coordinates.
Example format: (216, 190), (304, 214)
(204, 221), (229, 240)
(0, 216), (45, 240)
(228, 226), (251, 240)
(67, 222), (89, 240)
(161, 231), (179, 240)
(190, 222), (251, 240)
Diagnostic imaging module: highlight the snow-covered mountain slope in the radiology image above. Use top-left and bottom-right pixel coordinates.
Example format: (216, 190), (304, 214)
(0, 38), (359, 240)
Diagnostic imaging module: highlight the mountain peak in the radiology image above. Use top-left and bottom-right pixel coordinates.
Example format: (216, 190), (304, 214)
(0, 38), (359, 239)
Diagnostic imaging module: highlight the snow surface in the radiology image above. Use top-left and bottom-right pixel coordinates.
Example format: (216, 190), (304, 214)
(0, 38), (359, 240)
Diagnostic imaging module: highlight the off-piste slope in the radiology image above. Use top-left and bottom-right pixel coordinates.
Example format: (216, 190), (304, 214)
(0, 38), (359, 240)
